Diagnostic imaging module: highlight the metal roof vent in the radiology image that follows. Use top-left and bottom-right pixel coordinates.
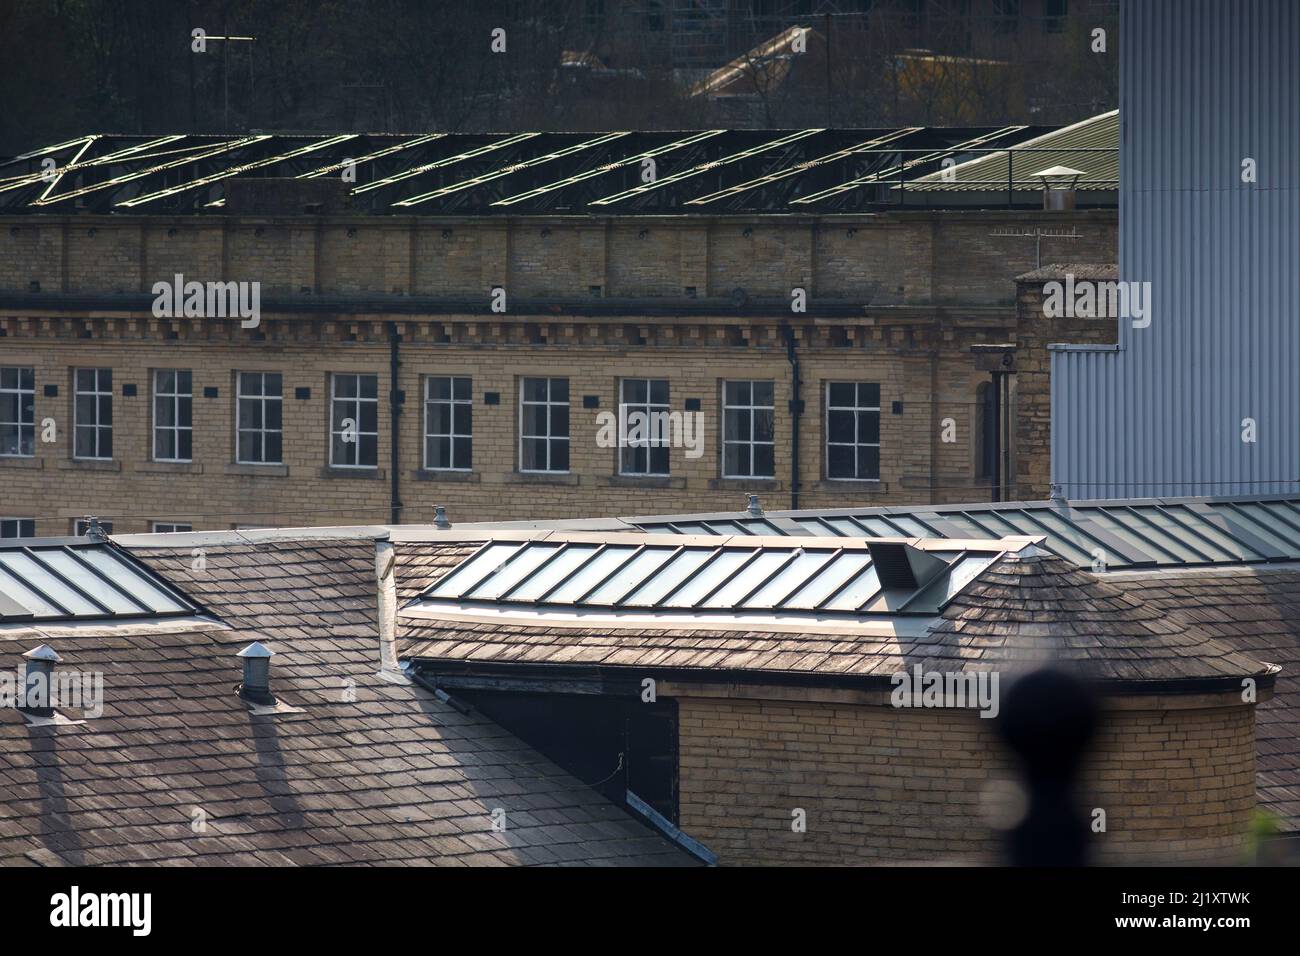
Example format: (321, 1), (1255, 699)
(22, 644), (62, 718)
(1033, 165), (1084, 211)
(81, 516), (109, 541)
(867, 542), (949, 591)
(433, 505), (452, 530)
(746, 494), (763, 517)
(236, 641), (275, 705)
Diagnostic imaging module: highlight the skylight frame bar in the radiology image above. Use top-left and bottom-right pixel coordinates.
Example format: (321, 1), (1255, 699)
(56, 544), (154, 614)
(1089, 507), (1183, 564)
(652, 546), (725, 607)
(492, 129), (727, 206)
(98, 543), (202, 615)
(1218, 501), (1300, 554)
(728, 547), (805, 607)
(3, 136), (104, 166)
(422, 539), (520, 598)
(1154, 503), (1260, 563)
(297, 134), (447, 180)
(773, 547), (845, 610)
(19, 547), (113, 616)
(394, 131), (633, 207)
(810, 554), (881, 612)
(1037, 506), (1156, 567)
(1114, 505), (1217, 563)
(30, 134), (270, 206)
(1256, 500), (1300, 541)
(684, 127), (923, 206)
(792, 126), (1029, 204)
(352, 133), (541, 194)
(117, 134), (357, 208)
(527, 543), (601, 602)
(458, 540), (550, 601)
(998, 507), (1099, 566)
(590, 128), (825, 206)
(692, 547), (765, 607)
(572, 544), (647, 603)
(36, 136), (96, 203)
(1185, 501), (1288, 561)
(597, 544), (686, 607)
(0, 559), (72, 618)
(0, 135), (97, 196)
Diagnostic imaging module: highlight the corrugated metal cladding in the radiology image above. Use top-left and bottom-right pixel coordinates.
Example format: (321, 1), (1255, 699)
(1051, 0), (1300, 500)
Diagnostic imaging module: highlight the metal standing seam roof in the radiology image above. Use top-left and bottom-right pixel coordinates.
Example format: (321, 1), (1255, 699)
(0, 122), (1097, 215)
(0, 540), (197, 623)
(899, 109), (1118, 192)
(621, 495), (1300, 572)
(411, 533), (1024, 620)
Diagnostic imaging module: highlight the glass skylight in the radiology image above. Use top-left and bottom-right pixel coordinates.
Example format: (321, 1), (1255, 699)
(418, 538), (1003, 618)
(0, 543), (197, 622)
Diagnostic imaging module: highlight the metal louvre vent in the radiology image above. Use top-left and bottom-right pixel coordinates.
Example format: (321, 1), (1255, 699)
(0, 542), (196, 623)
(418, 539), (1003, 618)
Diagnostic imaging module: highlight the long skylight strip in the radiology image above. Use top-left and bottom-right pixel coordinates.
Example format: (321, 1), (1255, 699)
(590, 128), (825, 206)
(792, 126), (1028, 204)
(491, 130), (726, 206)
(394, 132), (633, 207)
(684, 128), (922, 205)
(0, 136), (97, 196)
(2, 136), (99, 166)
(117, 134), (356, 207)
(352, 133), (541, 194)
(0, 136), (188, 191)
(32, 135), (270, 206)
(37, 136), (96, 203)
(297, 133), (447, 179)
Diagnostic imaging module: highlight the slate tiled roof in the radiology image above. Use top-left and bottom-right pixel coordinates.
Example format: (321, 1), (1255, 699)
(1114, 566), (1300, 829)
(930, 552), (1275, 682)
(0, 539), (692, 866)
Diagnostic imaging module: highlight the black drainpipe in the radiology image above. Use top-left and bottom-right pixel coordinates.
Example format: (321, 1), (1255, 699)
(781, 323), (802, 510)
(387, 322), (403, 525)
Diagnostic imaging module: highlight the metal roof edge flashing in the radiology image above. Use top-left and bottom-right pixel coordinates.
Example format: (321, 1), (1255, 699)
(625, 790), (717, 866)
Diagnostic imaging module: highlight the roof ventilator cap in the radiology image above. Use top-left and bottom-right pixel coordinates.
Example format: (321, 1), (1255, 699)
(236, 641), (276, 705)
(433, 505), (452, 530)
(22, 644), (62, 718)
(746, 494), (763, 517)
(866, 541), (949, 591)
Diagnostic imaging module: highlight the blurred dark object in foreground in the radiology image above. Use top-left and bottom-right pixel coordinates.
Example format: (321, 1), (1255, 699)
(998, 668), (1099, 867)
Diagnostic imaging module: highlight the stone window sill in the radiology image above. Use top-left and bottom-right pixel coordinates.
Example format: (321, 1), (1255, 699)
(812, 479), (886, 494)
(414, 469), (480, 483)
(504, 471), (580, 487)
(318, 466), (385, 480)
(138, 461), (204, 475)
(0, 456), (42, 469)
(708, 477), (781, 491)
(225, 463), (290, 478)
(59, 459), (121, 472)
(604, 474), (686, 490)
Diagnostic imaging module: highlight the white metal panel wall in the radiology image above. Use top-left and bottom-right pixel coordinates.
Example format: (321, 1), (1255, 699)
(1051, 0), (1300, 499)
